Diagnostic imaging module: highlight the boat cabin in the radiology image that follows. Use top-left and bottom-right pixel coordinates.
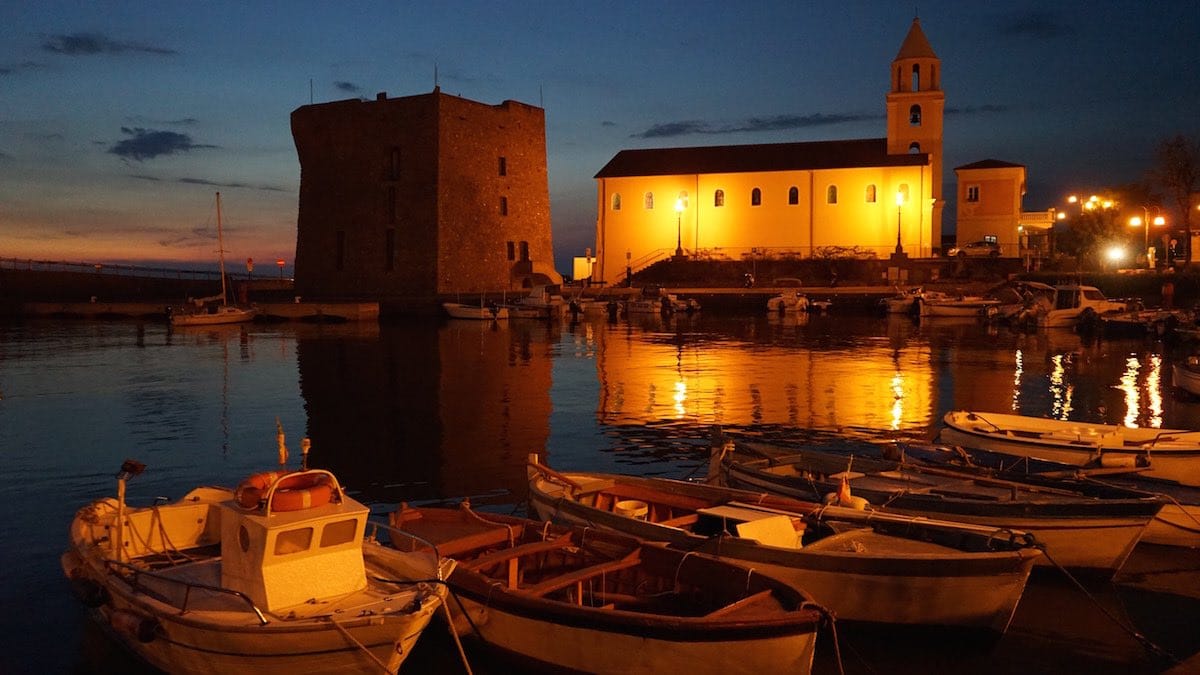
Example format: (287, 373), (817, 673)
(219, 471), (369, 613)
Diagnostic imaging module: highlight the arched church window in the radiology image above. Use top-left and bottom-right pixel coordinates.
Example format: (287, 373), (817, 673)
(751, 188), (762, 206)
(612, 193), (621, 210)
(788, 186), (799, 205)
(911, 64), (920, 92)
(644, 192), (654, 209)
(909, 104), (921, 126)
(827, 185), (838, 204)
(714, 189), (725, 207)
(865, 184), (876, 203)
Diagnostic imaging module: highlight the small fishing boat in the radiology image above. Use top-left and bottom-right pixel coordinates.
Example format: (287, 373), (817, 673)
(894, 442), (1200, 549)
(712, 440), (1163, 578)
(527, 456), (1040, 634)
(1172, 355), (1200, 397)
(940, 410), (1200, 486)
(767, 290), (809, 313)
(879, 286), (923, 313)
(62, 459), (449, 675)
(171, 193), (258, 327)
(385, 503), (824, 675)
(443, 300), (510, 320)
(916, 292), (1000, 318)
(1011, 284), (1134, 329)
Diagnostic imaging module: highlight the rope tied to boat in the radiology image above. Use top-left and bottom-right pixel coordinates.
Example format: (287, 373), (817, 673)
(1034, 544), (1180, 667)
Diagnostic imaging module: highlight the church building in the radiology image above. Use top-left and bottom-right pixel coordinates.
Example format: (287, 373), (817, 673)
(592, 18), (947, 285)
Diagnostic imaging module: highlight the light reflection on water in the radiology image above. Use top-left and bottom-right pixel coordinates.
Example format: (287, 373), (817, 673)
(3, 314), (1200, 673)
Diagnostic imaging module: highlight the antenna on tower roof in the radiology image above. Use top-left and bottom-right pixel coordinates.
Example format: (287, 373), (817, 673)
(434, 61), (439, 90)
(539, 84), (544, 108)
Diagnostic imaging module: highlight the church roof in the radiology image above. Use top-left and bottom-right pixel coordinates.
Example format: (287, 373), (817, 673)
(955, 159), (1025, 170)
(895, 18), (938, 61)
(595, 138), (927, 179)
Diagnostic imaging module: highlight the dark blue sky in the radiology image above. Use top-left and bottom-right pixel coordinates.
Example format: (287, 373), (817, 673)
(1, 1), (1197, 272)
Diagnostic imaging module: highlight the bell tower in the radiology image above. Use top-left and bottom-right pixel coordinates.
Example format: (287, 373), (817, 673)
(887, 17), (944, 237)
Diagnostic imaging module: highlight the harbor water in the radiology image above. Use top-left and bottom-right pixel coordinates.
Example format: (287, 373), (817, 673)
(3, 311), (1200, 674)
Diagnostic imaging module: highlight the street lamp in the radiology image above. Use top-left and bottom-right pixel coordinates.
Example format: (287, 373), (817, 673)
(674, 198), (685, 259)
(1129, 207), (1167, 270)
(894, 190), (904, 255)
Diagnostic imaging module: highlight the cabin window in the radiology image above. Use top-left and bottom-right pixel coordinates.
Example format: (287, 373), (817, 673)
(714, 189), (725, 207)
(966, 185), (980, 202)
(274, 527), (314, 555)
(909, 104), (922, 126)
(498, 156), (507, 176)
(644, 192), (654, 209)
(865, 184), (876, 203)
(500, 196), (508, 216)
(385, 229), (395, 271)
(320, 519), (359, 548)
(826, 185), (838, 204)
(788, 186), (799, 205)
(612, 193), (621, 210)
(751, 188), (762, 206)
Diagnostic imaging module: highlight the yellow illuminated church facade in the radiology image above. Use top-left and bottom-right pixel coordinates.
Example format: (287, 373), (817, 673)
(593, 19), (946, 284)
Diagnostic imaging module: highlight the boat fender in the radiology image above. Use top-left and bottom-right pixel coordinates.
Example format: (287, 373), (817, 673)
(822, 492), (870, 510)
(110, 609), (159, 643)
(236, 471), (335, 511)
(68, 576), (111, 608)
(236, 471), (287, 509)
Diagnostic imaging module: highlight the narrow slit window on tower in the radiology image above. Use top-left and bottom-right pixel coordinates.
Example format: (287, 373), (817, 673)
(385, 228), (395, 271)
(714, 189), (725, 207)
(498, 156), (507, 176)
(389, 147), (400, 180)
(612, 193), (621, 210)
(507, 241), (516, 260)
(519, 241), (529, 261)
(500, 196), (508, 216)
(827, 185), (838, 204)
(751, 188), (762, 206)
(911, 64), (920, 92)
(788, 186), (799, 205)
(866, 184), (876, 203)
(644, 192), (654, 209)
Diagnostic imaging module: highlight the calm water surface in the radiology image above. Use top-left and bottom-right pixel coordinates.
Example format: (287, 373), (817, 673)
(3, 311), (1199, 674)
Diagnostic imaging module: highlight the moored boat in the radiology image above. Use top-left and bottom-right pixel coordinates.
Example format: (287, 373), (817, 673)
(712, 439), (1163, 578)
(1172, 355), (1200, 397)
(767, 290), (809, 313)
(443, 300), (510, 320)
(527, 456), (1040, 634)
(940, 409), (1200, 486)
(385, 503), (823, 675)
(62, 460), (449, 675)
(916, 292), (1000, 318)
(170, 193), (257, 327)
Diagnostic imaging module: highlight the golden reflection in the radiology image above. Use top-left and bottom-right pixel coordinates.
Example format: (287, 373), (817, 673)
(595, 329), (934, 429)
(1148, 354), (1163, 428)
(890, 372), (904, 431)
(1050, 354), (1074, 419)
(1011, 349), (1023, 411)
(1120, 356), (1140, 427)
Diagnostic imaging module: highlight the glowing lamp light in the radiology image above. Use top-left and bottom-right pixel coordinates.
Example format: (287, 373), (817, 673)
(1057, 212), (1066, 220)
(895, 191), (905, 207)
(1106, 246), (1126, 263)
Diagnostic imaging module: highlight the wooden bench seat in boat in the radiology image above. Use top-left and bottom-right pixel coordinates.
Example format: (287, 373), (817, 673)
(519, 551), (642, 597)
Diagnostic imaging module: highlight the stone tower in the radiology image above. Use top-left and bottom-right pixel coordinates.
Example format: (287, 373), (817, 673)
(886, 17), (945, 238)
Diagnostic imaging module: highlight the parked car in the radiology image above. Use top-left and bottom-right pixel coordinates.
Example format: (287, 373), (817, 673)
(948, 241), (1000, 258)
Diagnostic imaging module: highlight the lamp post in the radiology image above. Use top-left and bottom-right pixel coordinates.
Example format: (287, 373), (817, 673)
(1129, 207), (1166, 270)
(894, 191), (904, 255)
(674, 198), (685, 259)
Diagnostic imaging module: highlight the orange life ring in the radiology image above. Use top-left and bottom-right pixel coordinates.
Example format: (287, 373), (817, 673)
(236, 471), (334, 511)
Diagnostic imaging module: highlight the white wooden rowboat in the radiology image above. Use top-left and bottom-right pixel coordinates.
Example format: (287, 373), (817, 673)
(940, 409), (1200, 487)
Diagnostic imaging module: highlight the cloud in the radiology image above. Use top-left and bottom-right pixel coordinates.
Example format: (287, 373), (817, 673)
(125, 115), (199, 126)
(0, 61), (44, 75)
(128, 173), (287, 192)
(945, 104), (1011, 115)
(334, 81), (361, 93)
(42, 32), (176, 56)
(997, 10), (1074, 40)
(630, 112), (881, 139)
(109, 127), (215, 161)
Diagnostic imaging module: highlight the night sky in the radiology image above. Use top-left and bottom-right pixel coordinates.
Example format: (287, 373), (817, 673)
(2, 1), (1198, 273)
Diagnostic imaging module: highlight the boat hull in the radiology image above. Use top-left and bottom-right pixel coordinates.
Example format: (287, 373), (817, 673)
(940, 410), (1200, 486)
(1172, 363), (1200, 398)
(529, 471), (1037, 633)
(171, 307), (258, 326)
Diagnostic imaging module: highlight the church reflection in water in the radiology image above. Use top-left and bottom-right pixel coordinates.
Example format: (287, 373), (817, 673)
(294, 313), (1181, 506)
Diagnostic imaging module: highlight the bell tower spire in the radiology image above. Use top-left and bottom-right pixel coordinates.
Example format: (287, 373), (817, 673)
(887, 17), (944, 240)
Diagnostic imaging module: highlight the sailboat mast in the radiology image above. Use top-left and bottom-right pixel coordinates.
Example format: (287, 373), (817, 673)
(215, 191), (228, 305)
